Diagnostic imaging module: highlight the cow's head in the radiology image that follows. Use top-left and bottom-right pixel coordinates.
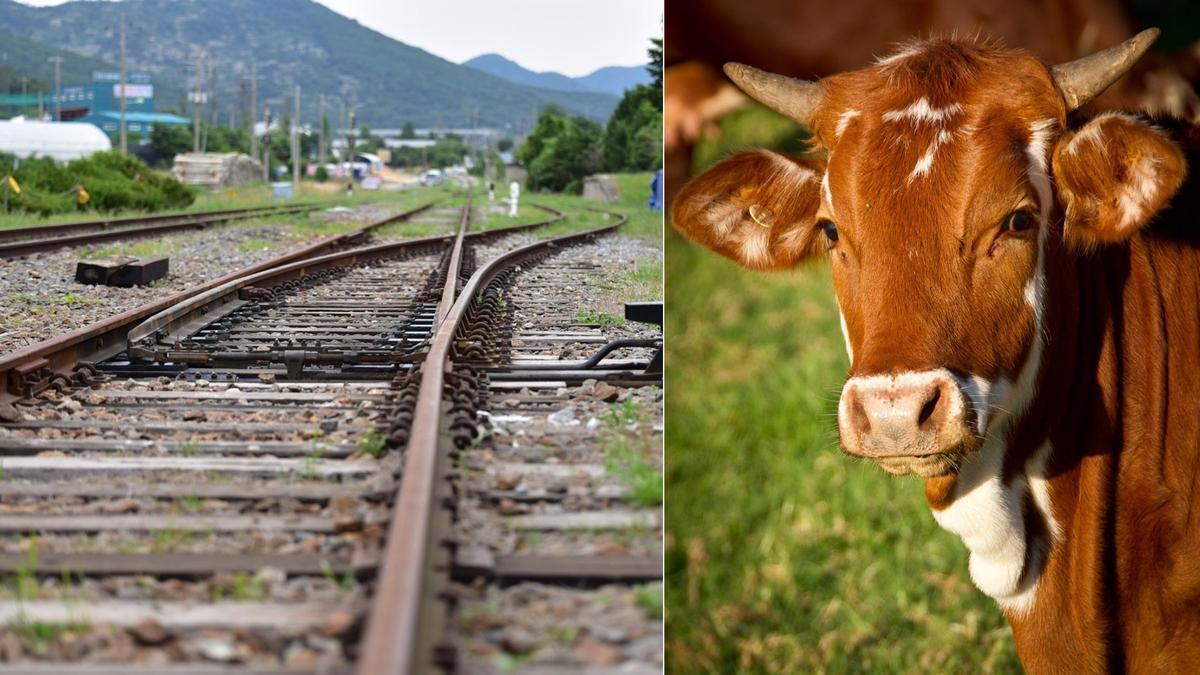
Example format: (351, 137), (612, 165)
(672, 30), (1185, 477)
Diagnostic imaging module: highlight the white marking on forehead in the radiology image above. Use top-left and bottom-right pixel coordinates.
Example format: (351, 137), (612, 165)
(881, 97), (963, 125)
(821, 171), (835, 218)
(909, 129), (955, 181)
(1026, 118), (1057, 174)
(835, 109), (860, 139)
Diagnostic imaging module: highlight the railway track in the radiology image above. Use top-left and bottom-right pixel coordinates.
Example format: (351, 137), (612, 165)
(0, 202), (325, 259)
(0, 194), (663, 672)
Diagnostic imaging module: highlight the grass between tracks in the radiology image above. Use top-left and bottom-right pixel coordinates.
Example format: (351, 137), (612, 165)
(468, 173), (662, 247)
(664, 104), (1019, 673)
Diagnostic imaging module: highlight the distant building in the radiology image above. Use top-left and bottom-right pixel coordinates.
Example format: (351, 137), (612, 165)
(0, 119), (112, 161)
(55, 71), (189, 144)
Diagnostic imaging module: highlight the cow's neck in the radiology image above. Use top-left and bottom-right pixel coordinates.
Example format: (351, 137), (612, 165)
(928, 226), (1200, 670)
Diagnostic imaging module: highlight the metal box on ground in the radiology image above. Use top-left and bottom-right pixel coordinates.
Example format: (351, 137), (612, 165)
(75, 257), (169, 287)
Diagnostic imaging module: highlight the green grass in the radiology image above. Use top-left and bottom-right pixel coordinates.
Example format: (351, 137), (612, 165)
(236, 238), (278, 253)
(576, 309), (625, 329)
(665, 102), (1018, 673)
(468, 172), (662, 247)
(79, 238), (176, 260)
(604, 434), (662, 508)
(8, 617), (91, 655)
(635, 582), (665, 620)
(358, 429), (385, 457)
(0, 179), (451, 231)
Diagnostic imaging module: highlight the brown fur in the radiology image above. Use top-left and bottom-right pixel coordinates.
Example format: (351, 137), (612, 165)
(671, 37), (1198, 672)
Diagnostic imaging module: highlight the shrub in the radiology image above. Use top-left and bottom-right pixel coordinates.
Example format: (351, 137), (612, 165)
(1, 150), (194, 216)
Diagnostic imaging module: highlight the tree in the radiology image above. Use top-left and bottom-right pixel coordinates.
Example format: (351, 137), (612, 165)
(149, 123), (192, 167)
(497, 137), (513, 152)
(648, 36), (663, 92)
(517, 106), (602, 193)
(400, 121), (416, 139)
(601, 84), (662, 172)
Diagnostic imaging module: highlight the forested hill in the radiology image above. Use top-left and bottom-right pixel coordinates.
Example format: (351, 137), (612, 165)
(463, 53), (651, 96)
(0, 0), (619, 130)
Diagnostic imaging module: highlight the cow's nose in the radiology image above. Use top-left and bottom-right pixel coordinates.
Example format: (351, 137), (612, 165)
(839, 372), (965, 458)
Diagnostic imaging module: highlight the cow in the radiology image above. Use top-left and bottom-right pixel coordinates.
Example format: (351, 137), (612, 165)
(671, 28), (1200, 672)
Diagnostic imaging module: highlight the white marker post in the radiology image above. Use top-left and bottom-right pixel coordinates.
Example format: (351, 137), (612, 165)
(509, 181), (520, 217)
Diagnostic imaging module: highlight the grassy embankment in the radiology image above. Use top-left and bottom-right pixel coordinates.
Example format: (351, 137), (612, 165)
(665, 105), (1020, 672)
(469, 172), (661, 247)
(71, 183), (457, 260)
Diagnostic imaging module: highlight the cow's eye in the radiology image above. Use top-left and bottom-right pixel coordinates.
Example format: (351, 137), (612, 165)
(1001, 211), (1033, 233)
(819, 219), (839, 242)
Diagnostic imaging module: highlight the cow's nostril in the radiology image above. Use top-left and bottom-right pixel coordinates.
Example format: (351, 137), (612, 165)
(917, 387), (941, 428)
(849, 390), (871, 434)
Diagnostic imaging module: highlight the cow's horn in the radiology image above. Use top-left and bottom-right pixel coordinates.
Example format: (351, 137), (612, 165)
(724, 63), (822, 125)
(1052, 27), (1159, 111)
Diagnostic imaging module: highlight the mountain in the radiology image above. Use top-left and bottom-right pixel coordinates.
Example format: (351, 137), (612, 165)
(464, 53), (651, 97)
(575, 66), (652, 97)
(0, 0), (618, 132)
(462, 54), (584, 93)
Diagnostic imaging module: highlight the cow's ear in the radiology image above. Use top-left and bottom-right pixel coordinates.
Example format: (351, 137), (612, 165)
(671, 150), (826, 269)
(1052, 114), (1185, 249)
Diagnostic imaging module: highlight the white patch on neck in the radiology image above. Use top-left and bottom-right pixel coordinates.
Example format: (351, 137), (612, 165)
(881, 97), (963, 125)
(835, 109), (860, 140)
(930, 118), (1059, 611)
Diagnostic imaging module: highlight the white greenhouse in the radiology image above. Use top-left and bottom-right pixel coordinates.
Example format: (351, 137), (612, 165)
(0, 119), (112, 162)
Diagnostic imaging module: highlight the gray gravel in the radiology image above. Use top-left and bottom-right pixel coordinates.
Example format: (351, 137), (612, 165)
(0, 223), (327, 355)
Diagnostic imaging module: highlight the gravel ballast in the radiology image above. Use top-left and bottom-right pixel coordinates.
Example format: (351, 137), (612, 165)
(0, 203), (421, 356)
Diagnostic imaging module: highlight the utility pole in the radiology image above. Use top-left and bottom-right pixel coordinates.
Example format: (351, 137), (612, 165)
(204, 60), (216, 152)
(191, 50), (203, 153)
(48, 55), (62, 121)
(249, 62), (257, 161)
(118, 15), (127, 153)
(292, 84), (300, 194)
(347, 108), (356, 169)
(263, 106), (272, 182)
(318, 94), (325, 167)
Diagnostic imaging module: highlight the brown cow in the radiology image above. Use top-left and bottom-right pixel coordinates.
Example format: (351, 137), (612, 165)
(671, 29), (1200, 672)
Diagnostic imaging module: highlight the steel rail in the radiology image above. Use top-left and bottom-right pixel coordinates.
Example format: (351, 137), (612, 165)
(0, 200), (442, 402)
(125, 196), (555, 360)
(0, 203), (324, 259)
(0, 201), (316, 241)
(356, 212), (625, 675)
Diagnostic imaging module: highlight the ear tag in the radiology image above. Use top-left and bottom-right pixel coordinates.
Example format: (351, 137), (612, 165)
(748, 204), (775, 228)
